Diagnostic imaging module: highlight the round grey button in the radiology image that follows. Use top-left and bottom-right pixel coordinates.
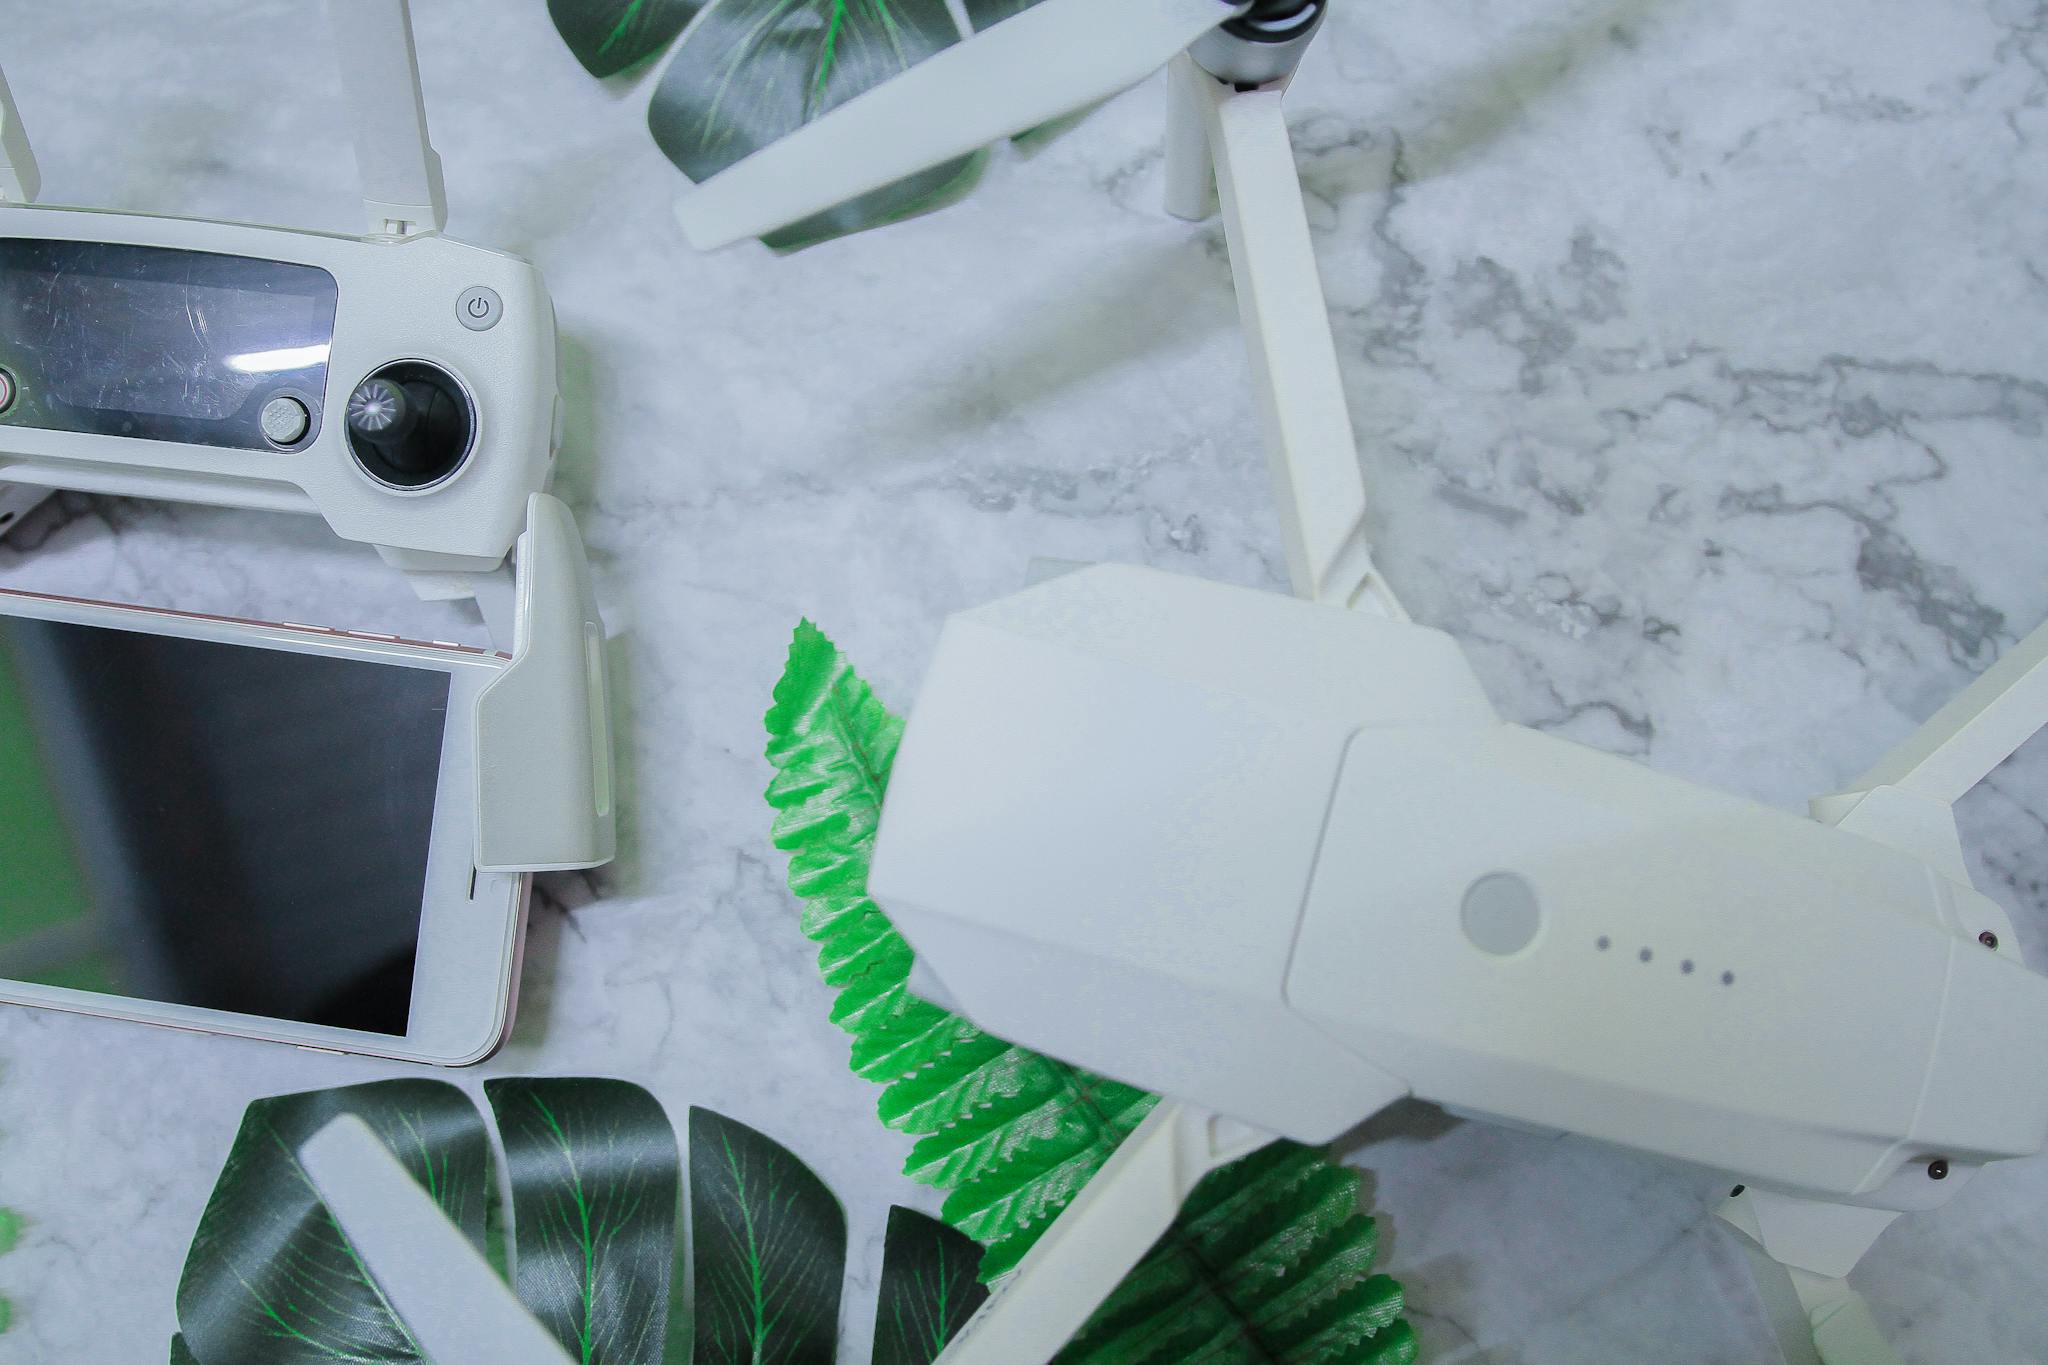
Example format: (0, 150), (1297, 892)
(260, 395), (310, 447)
(0, 367), (15, 414)
(1462, 872), (1542, 955)
(457, 285), (502, 331)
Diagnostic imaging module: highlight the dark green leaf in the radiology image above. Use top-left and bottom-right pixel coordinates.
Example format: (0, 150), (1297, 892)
(175, 1079), (492, 1365)
(485, 1078), (682, 1365)
(169, 1334), (198, 1365)
(689, 1106), (845, 1365)
(647, 0), (983, 249)
(960, 0), (1044, 27)
(549, 0), (703, 77)
(872, 1207), (988, 1365)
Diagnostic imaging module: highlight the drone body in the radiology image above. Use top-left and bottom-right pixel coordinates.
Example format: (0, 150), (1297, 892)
(872, 562), (2048, 1231)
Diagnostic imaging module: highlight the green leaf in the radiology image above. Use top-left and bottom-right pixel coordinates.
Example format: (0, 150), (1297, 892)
(169, 1335), (198, 1365)
(549, 0), (703, 77)
(646, 0), (984, 249)
(0, 1208), (22, 1255)
(174, 1079), (493, 1365)
(872, 1206), (988, 1365)
(1056, 1143), (1416, 1365)
(485, 1078), (682, 1365)
(689, 1106), (846, 1365)
(763, 623), (1416, 1359)
(959, 0), (1041, 26)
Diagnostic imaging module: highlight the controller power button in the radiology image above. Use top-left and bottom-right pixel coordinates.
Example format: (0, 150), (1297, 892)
(457, 285), (502, 331)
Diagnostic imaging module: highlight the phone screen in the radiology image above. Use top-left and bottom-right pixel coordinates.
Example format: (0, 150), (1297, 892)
(0, 613), (451, 1035)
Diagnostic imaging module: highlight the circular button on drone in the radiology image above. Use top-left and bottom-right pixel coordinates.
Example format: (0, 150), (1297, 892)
(260, 395), (310, 447)
(456, 285), (502, 332)
(0, 366), (15, 415)
(1461, 872), (1542, 955)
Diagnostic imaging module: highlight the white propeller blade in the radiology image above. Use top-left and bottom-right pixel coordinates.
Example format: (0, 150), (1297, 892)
(675, 0), (1249, 249)
(298, 1116), (578, 1365)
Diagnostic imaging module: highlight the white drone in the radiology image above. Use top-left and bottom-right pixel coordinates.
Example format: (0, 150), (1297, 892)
(295, 3), (2048, 1363)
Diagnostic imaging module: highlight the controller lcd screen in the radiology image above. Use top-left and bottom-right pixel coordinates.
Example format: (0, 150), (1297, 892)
(0, 614), (450, 1035)
(0, 239), (338, 450)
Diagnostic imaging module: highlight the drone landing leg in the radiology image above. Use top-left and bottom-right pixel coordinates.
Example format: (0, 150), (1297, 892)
(1164, 58), (1219, 222)
(932, 1101), (1277, 1364)
(1182, 57), (1407, 619)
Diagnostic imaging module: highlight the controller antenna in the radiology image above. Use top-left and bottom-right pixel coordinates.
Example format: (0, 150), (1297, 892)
(324, 0), (446, 237)
(0, 65), (40, 204)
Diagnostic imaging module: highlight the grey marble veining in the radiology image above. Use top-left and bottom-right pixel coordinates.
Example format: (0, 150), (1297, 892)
(1, 0), (2045, 1360)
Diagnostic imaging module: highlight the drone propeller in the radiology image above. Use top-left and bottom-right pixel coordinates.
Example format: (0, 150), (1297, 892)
(674, 0), (1252, 250)
(297, 1116), (577, 1365)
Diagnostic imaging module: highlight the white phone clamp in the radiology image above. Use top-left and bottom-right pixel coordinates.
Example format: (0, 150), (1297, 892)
(474, 494), (615, 873)
(0, 1), (561, 612)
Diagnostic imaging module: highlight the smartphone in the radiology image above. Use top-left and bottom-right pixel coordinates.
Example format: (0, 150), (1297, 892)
(0, 587), (527, 1065)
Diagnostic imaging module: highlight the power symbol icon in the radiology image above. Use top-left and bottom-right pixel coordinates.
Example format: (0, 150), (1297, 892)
(456, 286), (502, 332)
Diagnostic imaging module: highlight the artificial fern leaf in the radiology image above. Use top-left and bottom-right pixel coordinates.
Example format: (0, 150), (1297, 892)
(762, 622), (1417, 1361)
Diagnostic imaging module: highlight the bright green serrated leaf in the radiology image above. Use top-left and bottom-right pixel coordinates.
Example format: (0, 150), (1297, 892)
(763, 623), (1417, 1360)
(175, 1079), (494, 1365)
(872, 1205), (988, 1365)
(485, 1078), (682, 1365)
(646, 0), (984, 249)
(549, 0), (703, 77)
(689, 1106), (845, 1365)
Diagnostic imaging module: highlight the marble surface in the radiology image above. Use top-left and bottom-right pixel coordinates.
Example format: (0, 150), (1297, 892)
(2, 0), (2046, 1359)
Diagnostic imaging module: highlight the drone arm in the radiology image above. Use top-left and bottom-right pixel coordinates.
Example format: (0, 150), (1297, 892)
(297, 1116), (578, 1365)
(1797, 1273), (1910, 1365)
(1841, 617), (2048, 806)
(1718, 1190), (1908, 1365)
(933, 1101), (1278, 1363)
(1729, 1237), (1907, 1365)
(324, 0), (447, 236)
(1191, 58), (1406, 618)
(0, 64), (40, 204)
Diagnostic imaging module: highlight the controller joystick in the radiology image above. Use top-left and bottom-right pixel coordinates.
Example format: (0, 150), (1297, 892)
(345, 361), (475, 490)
